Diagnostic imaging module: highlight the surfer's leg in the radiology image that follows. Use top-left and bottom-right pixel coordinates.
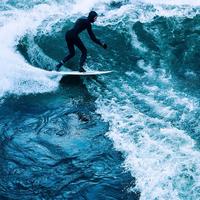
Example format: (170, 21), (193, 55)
(63, 40), (75, 62)
(74, 37), (87, 72)
(56, 35), (75, 71)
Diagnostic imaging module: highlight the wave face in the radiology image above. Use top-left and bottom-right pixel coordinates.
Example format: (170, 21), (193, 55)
(0, 0), (200, 199)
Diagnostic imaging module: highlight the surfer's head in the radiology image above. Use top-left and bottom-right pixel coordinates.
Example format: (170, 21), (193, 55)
(88, 11), (98, 23)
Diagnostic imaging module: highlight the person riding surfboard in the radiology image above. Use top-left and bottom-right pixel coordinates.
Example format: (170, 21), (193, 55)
(56, 11), (107, 72)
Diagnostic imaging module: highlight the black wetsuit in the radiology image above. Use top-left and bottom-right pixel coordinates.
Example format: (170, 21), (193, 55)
(62, 17), (103, 69)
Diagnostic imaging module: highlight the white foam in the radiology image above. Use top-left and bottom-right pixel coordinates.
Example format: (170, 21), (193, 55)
(141, 0), (200, 6)
(93, 88), (200, 200)
(96, 0), (200, 27)
(85, 52), (200, 200)
(0, 3), (64, 97)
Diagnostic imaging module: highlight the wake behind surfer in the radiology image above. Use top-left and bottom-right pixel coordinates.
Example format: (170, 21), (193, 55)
(56, 11), (107, 72)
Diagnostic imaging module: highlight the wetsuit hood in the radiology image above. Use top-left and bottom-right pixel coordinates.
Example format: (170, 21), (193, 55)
(88, 11), (98, 23)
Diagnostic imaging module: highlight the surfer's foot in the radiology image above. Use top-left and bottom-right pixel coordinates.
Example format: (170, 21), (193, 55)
(55, 63), (62, 71)
(79, 67), (86, 72)
(56, 61), (64, 71)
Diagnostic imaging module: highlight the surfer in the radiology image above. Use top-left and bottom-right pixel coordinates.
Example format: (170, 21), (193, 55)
(56, 11), (107, 72)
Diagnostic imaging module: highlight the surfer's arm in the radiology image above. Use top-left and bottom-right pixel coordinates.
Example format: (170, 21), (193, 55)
(87, 24), (102, 46)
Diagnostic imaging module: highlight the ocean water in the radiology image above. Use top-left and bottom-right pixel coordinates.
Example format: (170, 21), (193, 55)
(0, 0), (200, 199)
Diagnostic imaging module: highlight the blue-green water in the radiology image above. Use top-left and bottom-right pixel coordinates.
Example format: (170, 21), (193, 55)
(0, 0), (200, 199)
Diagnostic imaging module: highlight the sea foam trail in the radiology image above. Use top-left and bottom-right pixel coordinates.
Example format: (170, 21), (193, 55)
(141, 0), (200, 6)
(86, 68), (200, 200)
(0, 2), (65, 98)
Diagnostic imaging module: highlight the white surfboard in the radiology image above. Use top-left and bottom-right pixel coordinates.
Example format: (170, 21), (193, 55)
(50, 70), (112, 76)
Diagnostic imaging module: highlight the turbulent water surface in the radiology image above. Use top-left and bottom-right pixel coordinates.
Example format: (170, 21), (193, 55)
(0, 0), (200, 199)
